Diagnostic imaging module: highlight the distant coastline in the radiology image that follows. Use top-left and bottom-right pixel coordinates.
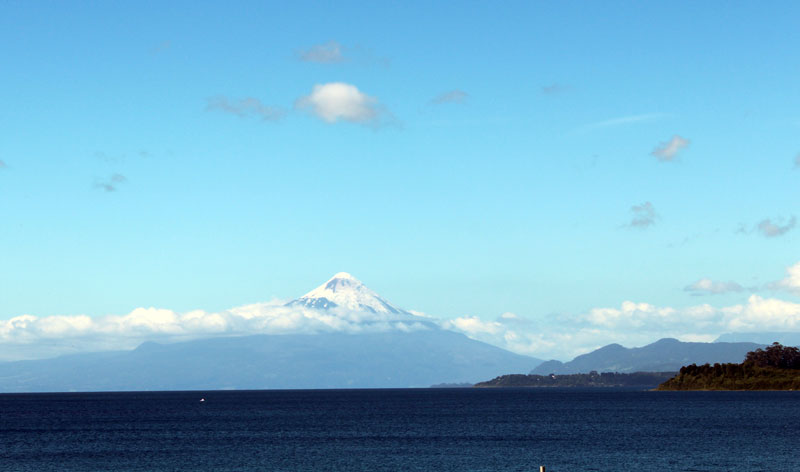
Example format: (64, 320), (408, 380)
(475, 371), (675, 388)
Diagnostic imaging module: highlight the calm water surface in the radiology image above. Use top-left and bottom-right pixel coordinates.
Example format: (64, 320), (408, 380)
(1, 388), (798, 471)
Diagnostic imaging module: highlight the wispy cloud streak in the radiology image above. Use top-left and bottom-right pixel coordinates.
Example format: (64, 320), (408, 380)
(573, 113), (668, 133)
(206, 97), (286, 121)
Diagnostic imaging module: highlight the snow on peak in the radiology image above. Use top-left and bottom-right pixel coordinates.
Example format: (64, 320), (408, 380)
(290, 273), (407, 315)
(331, 272), (355, 280)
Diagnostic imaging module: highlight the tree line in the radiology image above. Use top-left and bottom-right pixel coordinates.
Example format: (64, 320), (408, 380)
(658, 343), (800, 391)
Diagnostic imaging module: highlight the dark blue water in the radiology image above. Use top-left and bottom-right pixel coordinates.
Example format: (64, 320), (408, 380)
(1, 388), (798, 471)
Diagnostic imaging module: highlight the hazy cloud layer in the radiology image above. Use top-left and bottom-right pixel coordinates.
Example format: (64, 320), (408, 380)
(628, 201), (657, 228)
(297, 41), (345, 63)
(651, 135), (690, 162)
(7, 261), (800, 362)
(757, 216), (796, 237)
(445, 295), (800, 360)
(430, 90), (468, 105)
(296, 82), (390, 126)
(94, 173), (127, 192)
(4, 294), (800, 362)
(206, 97), (286, 121)
(0, 301), (432, 362)
(684, 278), (744, 296)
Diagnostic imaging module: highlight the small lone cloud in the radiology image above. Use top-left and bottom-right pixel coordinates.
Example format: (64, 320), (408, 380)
(206, 97), (286, 121)
(94, 173), (127, 193)
(541, 84), (568, 95)
(0, 160), (7, 169)
(651, 135), (690, 162)
(757, 216), (796, 238)
(297, 41), (345, 64)
(430, 90), (468, 105)
(684, 278), (744, 296)
(794, 153), (800, 169)
(628, 201), (657, 229)
(296, 82), (392, 126)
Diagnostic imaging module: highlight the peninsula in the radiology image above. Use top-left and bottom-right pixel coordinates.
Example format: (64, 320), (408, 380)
(657, 342), (800, 391)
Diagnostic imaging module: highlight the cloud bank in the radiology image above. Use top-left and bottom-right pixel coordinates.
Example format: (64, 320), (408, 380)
(4, 294), (800, 362)
(445, 294), (800, 360)
(6, 261), (800, 362)
(0, 301), (432, 362)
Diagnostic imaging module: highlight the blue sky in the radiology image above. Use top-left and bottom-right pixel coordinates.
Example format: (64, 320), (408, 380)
(1, 1), (799, 359)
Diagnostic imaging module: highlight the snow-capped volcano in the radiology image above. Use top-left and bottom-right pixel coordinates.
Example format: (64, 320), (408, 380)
(287, 272), (409, 315)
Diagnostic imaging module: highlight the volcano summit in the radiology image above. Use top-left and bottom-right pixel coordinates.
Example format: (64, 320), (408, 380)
(287, 272), (408, 315)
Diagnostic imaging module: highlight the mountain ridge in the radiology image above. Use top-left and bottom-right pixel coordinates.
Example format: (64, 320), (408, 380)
(0, 331), (542, 392)
(531, 338), (764, 375)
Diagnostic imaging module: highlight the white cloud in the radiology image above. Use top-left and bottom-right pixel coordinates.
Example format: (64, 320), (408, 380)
(430, 90), (468, 105)
(296, 82), (390, 126)
(442, 316), (504, 336)
(297, 41), (345, 63)
(724, 295), (800, 331)
(651, 135), (690, 162)
(775, 261), (800, 295)
(684, 278), (744, 296)
(628, 201), (657, 228)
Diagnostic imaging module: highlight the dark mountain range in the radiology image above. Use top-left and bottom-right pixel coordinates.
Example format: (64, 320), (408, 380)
(531, 338), (763, 375)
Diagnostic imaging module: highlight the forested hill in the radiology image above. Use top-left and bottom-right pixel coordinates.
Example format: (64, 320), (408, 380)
(658, 343), (800, 391)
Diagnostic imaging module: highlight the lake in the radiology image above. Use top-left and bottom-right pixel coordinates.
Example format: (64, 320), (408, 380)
(1, 388), (798, 471)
